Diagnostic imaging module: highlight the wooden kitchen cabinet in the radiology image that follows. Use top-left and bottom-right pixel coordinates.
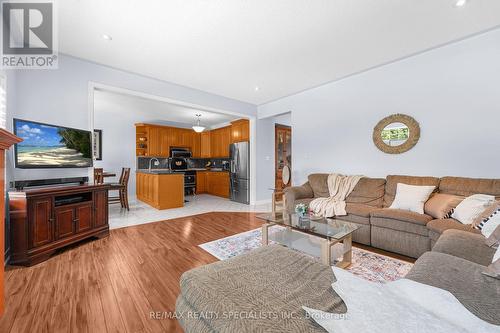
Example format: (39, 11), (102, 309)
(207, 172), (230, 198)
(196, 171), (208, 193)
(196, 171), (229, 198)
(210, 126), (231, 158)
(231, 119), (249, 143)
(200, 132), (211, 157)
(136, 172), (184, 209)
(136, 121), (243, 158)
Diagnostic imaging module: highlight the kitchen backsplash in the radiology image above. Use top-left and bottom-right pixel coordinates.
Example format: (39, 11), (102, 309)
(137, 157), (231, 170)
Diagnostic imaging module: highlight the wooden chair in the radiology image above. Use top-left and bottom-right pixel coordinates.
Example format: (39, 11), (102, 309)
(93, 168), (104, 184)
(108, 168), (130, 210)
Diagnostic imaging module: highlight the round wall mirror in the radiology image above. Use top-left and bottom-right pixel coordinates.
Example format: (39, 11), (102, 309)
(282, 165), (291, 186)
(373, 114), (420, 154)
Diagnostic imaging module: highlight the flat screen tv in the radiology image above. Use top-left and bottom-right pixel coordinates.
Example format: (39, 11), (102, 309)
(14, 119), (93, 168)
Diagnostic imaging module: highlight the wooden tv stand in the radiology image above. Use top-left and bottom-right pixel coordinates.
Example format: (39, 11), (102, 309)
(8, 184), (110, 266)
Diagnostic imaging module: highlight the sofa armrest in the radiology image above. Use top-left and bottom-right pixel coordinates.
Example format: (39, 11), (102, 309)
(283, 182), (314, 214)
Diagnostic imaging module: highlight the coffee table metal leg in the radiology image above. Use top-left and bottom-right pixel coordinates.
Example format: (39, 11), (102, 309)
(321, 239), (332, 266)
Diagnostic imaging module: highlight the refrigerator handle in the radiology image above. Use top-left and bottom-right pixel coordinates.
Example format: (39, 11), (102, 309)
(230, 160), (235, 173)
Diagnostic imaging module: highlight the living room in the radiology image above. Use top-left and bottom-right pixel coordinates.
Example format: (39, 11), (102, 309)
(0, 1), (499, 333)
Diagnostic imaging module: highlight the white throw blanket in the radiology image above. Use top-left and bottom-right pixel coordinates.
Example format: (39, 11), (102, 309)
(303, 268), (500, 333)
(309, 174), (363, 217)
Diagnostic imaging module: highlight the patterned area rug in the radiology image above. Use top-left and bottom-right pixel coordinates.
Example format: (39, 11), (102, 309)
(199, 226), (413, 283)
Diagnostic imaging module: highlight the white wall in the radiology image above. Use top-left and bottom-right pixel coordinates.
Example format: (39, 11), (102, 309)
(256, 112), (291, 201)
(8, 55), (256, 183)
(258, 28), (500, 186)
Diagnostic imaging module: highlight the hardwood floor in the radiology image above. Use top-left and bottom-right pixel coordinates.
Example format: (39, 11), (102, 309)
(1, 212), (262, 333)
(1, 212), (414, 333)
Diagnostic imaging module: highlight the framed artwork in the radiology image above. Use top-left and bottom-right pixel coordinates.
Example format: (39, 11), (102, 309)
(93, 129), (102, 160)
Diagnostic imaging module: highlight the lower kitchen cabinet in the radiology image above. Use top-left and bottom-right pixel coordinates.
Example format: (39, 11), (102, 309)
(196, 171), (230, 198)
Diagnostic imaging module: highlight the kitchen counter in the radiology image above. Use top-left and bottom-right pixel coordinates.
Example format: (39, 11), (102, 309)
(136, 171), (184, 209)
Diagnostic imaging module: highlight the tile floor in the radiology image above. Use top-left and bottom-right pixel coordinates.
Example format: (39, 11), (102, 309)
(109, 194), (272, 229)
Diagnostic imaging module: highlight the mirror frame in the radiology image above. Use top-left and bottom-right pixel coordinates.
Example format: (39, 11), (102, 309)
(373, 114), (420, 154)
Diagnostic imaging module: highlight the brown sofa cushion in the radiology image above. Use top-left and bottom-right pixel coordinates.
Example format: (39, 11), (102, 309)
(406, 252), (500, 325)
(439, 176), (500, 199)
(345, 178), (386, 207)
(307, 174), (329, 198)
(424, 193), (465, 219)
(371, 208), (433, 225)
(426, 218), (480, 236)
(432, 229), (494, 266)
(383, 175), (440, 207)
(370, 209), (432, 236)
(346, 203), (378, 218)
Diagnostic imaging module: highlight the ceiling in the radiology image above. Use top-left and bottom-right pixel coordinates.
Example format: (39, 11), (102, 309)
(60, 0), (500, 105)
(93, 89), (239, 128)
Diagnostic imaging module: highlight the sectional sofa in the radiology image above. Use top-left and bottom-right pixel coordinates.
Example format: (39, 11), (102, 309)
(284, 174), (500, 258)
(176, 229), (499, 332)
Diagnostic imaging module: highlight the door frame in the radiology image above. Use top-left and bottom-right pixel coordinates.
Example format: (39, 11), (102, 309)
(88, 82), (258, 205)
(274, 123), (292, 191)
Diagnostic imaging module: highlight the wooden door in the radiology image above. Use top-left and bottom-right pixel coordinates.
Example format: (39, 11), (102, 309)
(94, 190), (108, 228)
(275, 125), (292, 196)
(54, 206), (75, 239)
(29, 197), (54, 248)
(76, 203), (93, 233)
(200, 132), (210, 157)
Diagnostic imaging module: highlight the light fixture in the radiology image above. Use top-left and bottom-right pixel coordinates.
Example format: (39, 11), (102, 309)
(254, 86), (260, 92)
(102, 34), (113, 41)
(192, 114), (205, 133)
(455, 0), (467, 7)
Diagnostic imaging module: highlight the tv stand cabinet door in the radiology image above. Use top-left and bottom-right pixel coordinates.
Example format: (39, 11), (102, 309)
(94, 190), (108, 228)
(76, 203), (93, 233)
(54, 206), (76, 240)
(29, 197), (54, 248)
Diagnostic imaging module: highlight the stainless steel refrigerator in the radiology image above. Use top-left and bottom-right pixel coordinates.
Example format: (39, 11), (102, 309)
(229, 142), (250, 204)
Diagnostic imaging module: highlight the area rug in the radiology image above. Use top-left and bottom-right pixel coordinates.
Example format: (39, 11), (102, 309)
(199, 226), (413, 283)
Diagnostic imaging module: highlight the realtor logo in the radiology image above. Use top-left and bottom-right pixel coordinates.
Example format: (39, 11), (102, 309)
(1, 0), (58, 68)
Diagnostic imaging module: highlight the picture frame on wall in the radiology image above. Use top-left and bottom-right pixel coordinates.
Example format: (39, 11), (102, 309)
(93, 129), (102, 160)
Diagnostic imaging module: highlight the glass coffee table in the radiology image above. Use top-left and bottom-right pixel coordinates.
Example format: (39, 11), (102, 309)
(257, 213), (359, 268)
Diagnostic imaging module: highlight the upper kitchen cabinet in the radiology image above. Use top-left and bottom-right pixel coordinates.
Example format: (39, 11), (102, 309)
(210, 126), (231, 158)
(200, 132), (211, 158)
(230, 119), (249, 143)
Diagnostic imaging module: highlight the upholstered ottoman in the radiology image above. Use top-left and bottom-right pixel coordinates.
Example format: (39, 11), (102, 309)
(176, 245), (345, 332)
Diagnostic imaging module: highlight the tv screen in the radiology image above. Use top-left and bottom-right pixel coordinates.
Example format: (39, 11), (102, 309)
(14, 119), (93, 168)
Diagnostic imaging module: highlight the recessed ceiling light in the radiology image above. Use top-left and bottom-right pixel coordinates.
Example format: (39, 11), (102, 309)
(102, 34), (113, 41)
(254, 86), (260, 92)
(455, 0), (467, 7)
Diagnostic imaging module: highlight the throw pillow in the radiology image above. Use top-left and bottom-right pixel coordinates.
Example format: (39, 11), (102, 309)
(482, 247), (500, 280)
(424, 193), (464, 219)
(451, 194), (495, 225)
(477, 206), (500, 238)
(472, 201), (500, 228)
(485, 225), (500, 248)
(389, 183), (436, 214)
